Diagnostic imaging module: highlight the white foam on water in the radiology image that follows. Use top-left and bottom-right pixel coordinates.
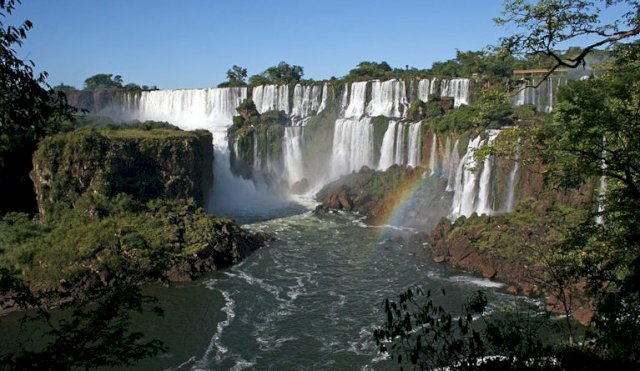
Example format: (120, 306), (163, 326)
(194, 289), (236, 368)
(448, 275), (505, 288)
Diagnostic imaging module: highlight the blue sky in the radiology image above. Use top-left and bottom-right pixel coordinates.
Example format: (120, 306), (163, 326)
(5, 1), (526, 89)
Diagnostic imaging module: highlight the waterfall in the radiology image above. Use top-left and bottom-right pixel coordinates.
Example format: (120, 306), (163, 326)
(394, 123), (406, 165)
(513, 76), (566, 113)
(418, 79), (430, 102)
(311, 85), (322, 113)
(283, 126), (305, 185)
(117, 87), (296, 214)
(292, 84), (323, 118)
(252, 84), (289, 114)
(378, 120), (398, 170)
(291, 84), (309, 118)
(344, 82), (368, 118)
(445, 139), (460, 191)
(442, 136), (451, 179)
(440, 78), (470, 107)
(450, 136), (483, 219)
(366, 79), (407, 118)
(330, 117), (374, 178)
(129, 88), (247, 134)
(429, 78), (438, 96)
(475, 130), (500, 215)
(450, 131), (502, 219)
(253, 130), (260, 176)
(340, 84), (349, 114)
(406, 123), (422, 168)
(428, 133), (438, 175)
(504, 140), (521, 212)
(317, 83), (329, 113)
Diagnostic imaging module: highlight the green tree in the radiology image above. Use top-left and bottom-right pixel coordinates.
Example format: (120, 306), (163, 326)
(123, 82), (141, 91)
(248, 61), (304, 85)
(83, 73), (124, 90)
(0, 0), (74, 214)
(264, 61), (303, 84)
(226, 65), (247, 86)
(345, 61), (392, 81)
(52, 83), (77, 93)
(0, 1), (166, 368)
(496, 0), (640, 78)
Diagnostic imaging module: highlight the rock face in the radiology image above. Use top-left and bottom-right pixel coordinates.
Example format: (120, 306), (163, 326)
(31, 126), (213, 217)
(424, 209), (594, 326)
(315, 165), (451, 228)
(65, 89), (124, 113)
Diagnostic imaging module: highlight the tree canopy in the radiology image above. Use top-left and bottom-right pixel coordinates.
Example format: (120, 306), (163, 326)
(248, 61), (304, 85)
(0, 0), (74, 213)
(83, 73), (124, 90)
(496, 0), (640, 78)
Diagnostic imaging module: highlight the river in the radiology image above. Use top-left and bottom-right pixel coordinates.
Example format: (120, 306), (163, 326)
(124, 204), (515, 370)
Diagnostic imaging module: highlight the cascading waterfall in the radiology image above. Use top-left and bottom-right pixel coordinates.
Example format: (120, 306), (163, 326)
(118, 87), (294, 214)
(428, 133), (438, 175)
(442, 136), (451, 179)
(418, 79), (430, 102)
(128, 88), (246, 133)
(513, 76), (567, 113)
(344, 82), (368, 118)
(440, 78), (470, 107)
(475, 130), (500, 215)
(394, 123), (406, 165)
(378, 120), (398, 170)
(252, 84), (290, 114)
(330, 117), (374, 179)
(340, 85), (349, 114)
(366, 79), (407, 118)
(445, 139), (460, 191)
(450, 136), (484, 219)
(317, 83), (329, 113)
(292, 84), (322, 118)
(429, 78), (438, 96)
(449, 131), (502, 219)
(406, 123), (421, 168)
(253, 130), (260, 177)
(283, 127), (305, 185)
(504, 139), (521, 212)
(377, 121), (421, 170)
(290, 84), (327, 126)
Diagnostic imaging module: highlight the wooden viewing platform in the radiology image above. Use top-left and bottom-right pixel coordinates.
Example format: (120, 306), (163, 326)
(513, 68), (569, 75)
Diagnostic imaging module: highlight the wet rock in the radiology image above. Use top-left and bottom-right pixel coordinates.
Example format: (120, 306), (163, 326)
(290, 178), (310, 194)
(167, 261), (193, 282)
(338, 192), (352, 211)
(506, 286), (518, 295)
(433, 255), (447, 263)
(482, 265), (497, 279)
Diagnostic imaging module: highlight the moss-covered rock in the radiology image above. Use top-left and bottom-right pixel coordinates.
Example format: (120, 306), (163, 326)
(31, 124), (213, 218)
(227, 100), (289, 182)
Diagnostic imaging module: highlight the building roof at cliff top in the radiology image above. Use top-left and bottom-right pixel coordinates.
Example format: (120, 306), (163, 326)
(6, 0), (631, 90)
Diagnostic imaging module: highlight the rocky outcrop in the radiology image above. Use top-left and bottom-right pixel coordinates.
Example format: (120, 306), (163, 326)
(164, 222), (272, 283)
(424, 206), (595, 326)
(315, 165), (451, 228)
(31, 126), (213, 217)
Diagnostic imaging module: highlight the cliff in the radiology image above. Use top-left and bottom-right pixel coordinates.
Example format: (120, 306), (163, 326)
(31, 125), (213, 217)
